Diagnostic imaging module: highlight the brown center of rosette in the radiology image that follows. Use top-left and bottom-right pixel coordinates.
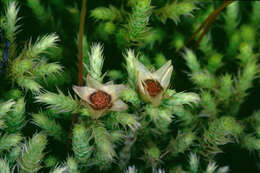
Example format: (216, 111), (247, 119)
(89, 90), (111, 110)
(144, 79), (163, 97)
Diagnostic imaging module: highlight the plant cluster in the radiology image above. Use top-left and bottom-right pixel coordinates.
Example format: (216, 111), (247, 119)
(0, 0), (260, 173)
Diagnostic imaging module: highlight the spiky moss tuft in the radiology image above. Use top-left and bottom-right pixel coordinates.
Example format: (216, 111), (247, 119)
(32, 113), (65, 141)
(126, 0), (152, 44)
(88, 43), (104, 82)
(0, 133), (23, 153)
(72, 123), (92, 165)
(35, 89), (79, 113)
(18, 133), (47, 173)
(4, 97), (26, 133)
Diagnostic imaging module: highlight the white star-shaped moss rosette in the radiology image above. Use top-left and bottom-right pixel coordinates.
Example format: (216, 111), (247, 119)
(73, 75), (128, 119)
(135, 59), (173, 106)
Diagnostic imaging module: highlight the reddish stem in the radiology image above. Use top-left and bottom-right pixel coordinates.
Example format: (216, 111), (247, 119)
(78, 0), (87, 86)
(68, 0), (87, 150)
(181, 0), (235, 51)
(72, 0), (87, 124)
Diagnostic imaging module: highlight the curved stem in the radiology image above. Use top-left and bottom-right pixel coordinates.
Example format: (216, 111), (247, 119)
(180, 0), (234, 51)
(193, 0), (234, 49)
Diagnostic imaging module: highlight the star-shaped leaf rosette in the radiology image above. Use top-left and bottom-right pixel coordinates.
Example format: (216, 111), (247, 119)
(124, 49), (173, 107)
(35, 43), (141, 165)
(135, 58), (173, 106)
(73, 75), (128, 119)
(72, 43), (129, 119)
(124, 50), (200, 130)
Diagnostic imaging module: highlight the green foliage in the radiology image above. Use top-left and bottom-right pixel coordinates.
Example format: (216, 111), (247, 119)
(72, 123), (92, 165)
(124, 49), (137, 89)
(0, 0), (260, 172)
(0, 133), (22, 153)
(16, 77), (42, 93)
(126, 0), (152, 44)
(0, 100), (15, 117)
(191, 71), (217, 89)
(4, 97), (26, 133)
(189, 153), (199, 173)
(31, 61), (63, 78)
(218, 74), (232, 101)
(27, 0), (52, 23)
(3, 89), (22, 100)
(50, 166), (67, 173)
(44, 155), (59, 168)
(183, 49), (201, 72)
(18, 133), (47, 173)
(88, 43), (104, 82)
(125, 166), (138, 173)
(224, 1), (239, 35)
(251, 1), (260, 25)
(145, 104), (173, 127)
(188, 153), (229, 173)
(107, 70), (124, 80)
(242, 135), (260, 151)
(91, 5), (122, 22)
(236, 59), (258, 96)
(25, 34), (59, 59)
(93, 125), (116, 164)
(1, 1), (20, 43)
(201, 91), (217, 116)
(108, 112), (140, 131)
(67, 157), (80, 173)
(169, 132), (196, 156)
(2, 2), (61, 93)
(203, 116), (243, 154)
(32, 113), (65, 141)
(35, 90), (79, 113)
(7, 145), (21, 164)
(163, 92), (200, 107)
(0, 159), (10, 173)
(156, 1), (197, 24)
